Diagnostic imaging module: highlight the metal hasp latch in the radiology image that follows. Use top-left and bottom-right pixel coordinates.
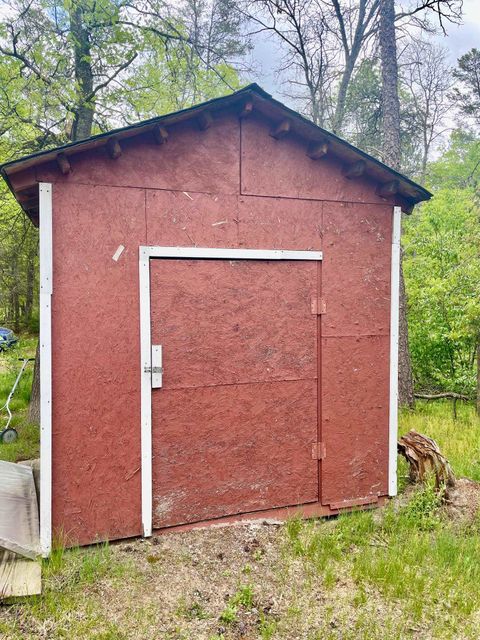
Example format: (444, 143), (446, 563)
(145, 345), (163, 389)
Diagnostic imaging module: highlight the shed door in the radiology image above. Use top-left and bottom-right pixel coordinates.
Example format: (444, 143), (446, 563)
(150, 258), (320, 528)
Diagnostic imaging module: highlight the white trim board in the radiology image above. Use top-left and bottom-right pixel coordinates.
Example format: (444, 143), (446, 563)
(388, 206), (401, 497)
(39, 183), (53, 557)
(138, 245), (323, 538)
(142, 246), (323, 261)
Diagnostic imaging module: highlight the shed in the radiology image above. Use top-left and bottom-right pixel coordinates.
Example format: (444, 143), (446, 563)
(1, 84), (431, 554)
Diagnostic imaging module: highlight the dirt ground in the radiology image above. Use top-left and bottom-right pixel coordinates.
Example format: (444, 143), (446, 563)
(91, 520), (402, 640)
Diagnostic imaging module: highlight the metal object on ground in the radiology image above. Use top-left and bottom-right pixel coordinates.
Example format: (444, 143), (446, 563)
(0, 357), (35, 443)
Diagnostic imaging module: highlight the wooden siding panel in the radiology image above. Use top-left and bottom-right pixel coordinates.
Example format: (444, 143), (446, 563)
(51, 183), (145, 546)
(241, 115), (392, 204)
(37, 113), (240, 195)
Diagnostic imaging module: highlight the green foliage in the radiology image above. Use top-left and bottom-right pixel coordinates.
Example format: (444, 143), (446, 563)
(219, 583), (255, 624)
(343, 58), (424, 175)
(401, 400), (480, 481)
(0, 335), (38, 461)
(404, 132), (480, 394)
(453, 48), (480, 126)
(0, 0), (246, 334)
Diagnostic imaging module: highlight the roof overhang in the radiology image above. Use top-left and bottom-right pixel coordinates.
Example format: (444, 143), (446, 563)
(1, 83), (432, 223)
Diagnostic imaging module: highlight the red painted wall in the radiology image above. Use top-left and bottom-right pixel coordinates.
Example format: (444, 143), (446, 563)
(35, 110), (393, 545)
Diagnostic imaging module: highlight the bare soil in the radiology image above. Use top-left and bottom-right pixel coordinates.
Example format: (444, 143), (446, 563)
(444, 477), (480, 524)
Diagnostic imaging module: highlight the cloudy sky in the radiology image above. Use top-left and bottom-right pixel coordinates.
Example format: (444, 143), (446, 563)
(248, 0), (480, 98)
(441, 0), (480, 60)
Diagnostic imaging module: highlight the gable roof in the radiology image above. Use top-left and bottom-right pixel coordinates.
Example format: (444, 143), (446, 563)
(1, 83), (431, 220)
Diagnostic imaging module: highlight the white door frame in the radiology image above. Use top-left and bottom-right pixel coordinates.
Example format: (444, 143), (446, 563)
(138, 246), (323, 537)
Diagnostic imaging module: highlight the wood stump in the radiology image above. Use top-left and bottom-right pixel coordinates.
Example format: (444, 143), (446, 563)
(398, 430), (455, 489)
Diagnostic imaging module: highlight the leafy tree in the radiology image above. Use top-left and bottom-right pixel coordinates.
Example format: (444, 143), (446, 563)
(403, 132), (480, 399)
(452, 48), (480, 127)
(0, 0), (247, 421)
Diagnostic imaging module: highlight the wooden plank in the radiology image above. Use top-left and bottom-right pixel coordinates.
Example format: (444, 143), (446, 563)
(197, 111), (213, 131)
(106, 137), (122, 159)
(56, 153), (71, 175)
(239, 100), (254, 118)
(307, 141), (328, 160)
(152, 125), (168, 145)
(270, 119), (291, 140)
(343, 160), (366, 179)
(0, 550), (41, 598)
(377, 179), (399, 198)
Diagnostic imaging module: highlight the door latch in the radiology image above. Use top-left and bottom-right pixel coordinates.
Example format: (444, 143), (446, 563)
(144, 366), (163, 374)
(148, 345), (163, 389)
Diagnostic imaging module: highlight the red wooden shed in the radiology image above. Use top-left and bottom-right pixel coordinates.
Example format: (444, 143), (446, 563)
(1, 84), (431, 554)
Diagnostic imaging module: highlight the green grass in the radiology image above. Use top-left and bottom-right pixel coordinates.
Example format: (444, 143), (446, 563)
(0, 334), (39, 461)
(281, 401), (480, 638)
(0, 395), (479, 638)
(401, 399), (480, 481)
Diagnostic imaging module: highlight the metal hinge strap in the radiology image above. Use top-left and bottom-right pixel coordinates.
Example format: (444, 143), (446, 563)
(311, 442), (326, 460)
(311, 297), (326, 315)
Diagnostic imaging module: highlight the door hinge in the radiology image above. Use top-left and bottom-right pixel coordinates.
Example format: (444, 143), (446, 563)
(311, 296), (326, 315)
(311, 442), (326, 460)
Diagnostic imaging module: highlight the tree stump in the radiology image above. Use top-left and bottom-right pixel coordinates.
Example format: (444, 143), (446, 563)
(397, 430), (455, 489)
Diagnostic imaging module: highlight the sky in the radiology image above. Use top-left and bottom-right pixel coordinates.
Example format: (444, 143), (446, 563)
(438, 0), (480, 61)
(248, 0), (480, 99)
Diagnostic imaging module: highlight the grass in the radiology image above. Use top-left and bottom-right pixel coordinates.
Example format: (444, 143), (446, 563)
(0, 395), (479, 638)
(0, 334), (38, 462)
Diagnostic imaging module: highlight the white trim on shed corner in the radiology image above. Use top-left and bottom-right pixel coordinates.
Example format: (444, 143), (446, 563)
(39, 183), (53, 557)
(138, 245), (323, 538)
(388, 206), (402, 497)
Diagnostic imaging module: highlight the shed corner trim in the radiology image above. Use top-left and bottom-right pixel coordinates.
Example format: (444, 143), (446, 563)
(39, 182), (53, 557)
(388, 205), (401, 497)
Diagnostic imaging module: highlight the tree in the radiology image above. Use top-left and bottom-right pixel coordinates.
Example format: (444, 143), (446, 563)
(377, 0), (463, 407)
(0, 0), (248, 145)
(378, 0), (415, 408)
(452, 48), (480, 127)
(244, 0), (380, 131)
(403, 133), (480, 404)
(401, 39), (453, 180)
(0, 0), (248, 424)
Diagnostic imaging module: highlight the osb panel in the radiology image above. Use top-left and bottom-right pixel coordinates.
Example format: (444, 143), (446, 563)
(237, 195), (322, 250)
(241, 115), (392, 204)
(152, 380), (319, 528)
(146, 190), (239, 247)
(36, 112), (240, 195)
(321, 335), (390, 504)
(321, 201), (392, 337)
(145, 192), (324, 252)
(51, 183), (146, 546)
(150, 259), (318, 389)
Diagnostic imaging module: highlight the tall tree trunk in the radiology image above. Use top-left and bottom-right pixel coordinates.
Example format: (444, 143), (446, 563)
(379, 0), (401, 168)
(70, 4), (95, 142)
(11, 253), (20, 333)
(28, 342), (40, 424)
(399, 249), (415, 406)
(24, 243), (36, 327)
(378, 0), (415, 408)
(332, 54), (356, 134)
(29, 3), (95, 425)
